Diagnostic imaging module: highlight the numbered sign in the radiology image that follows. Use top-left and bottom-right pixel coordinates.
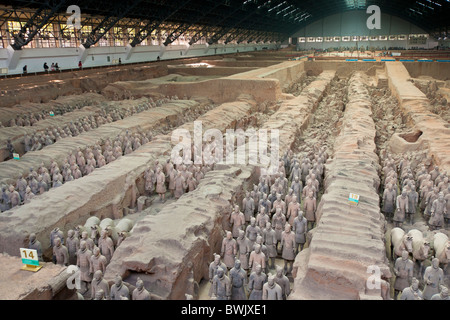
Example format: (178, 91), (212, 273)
(20, 248), (42, 272)
(13, 153), (20, 160)
(348, 193), (360, 205)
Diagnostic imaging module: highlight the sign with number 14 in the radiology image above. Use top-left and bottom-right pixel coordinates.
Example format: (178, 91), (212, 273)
(20, 248), (42, 272)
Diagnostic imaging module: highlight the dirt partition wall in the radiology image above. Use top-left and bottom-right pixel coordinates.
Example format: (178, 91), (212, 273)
(304, 61), (384, 78)
(102, 60), (311, 104)
(0, 254), (76, 300)
(103, 77), (282, 104)
(167, 65), (257, 77)
(0, 65), (167, 108)
(403, 62), (450, 81)
(199, 59), (280, 68)
(104, 165), (258, 300)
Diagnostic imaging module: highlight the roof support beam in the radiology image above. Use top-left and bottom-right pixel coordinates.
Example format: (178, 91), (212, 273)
(10, 0), (68, 50)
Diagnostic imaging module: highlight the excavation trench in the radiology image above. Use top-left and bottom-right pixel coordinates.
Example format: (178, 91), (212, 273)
(0, 98), (218, 214)
(101, 70), (337, 299)
(0, 98), (211, 189)
(384, 62), (450, 174)
(0, 93), (107, 129)
(373, 64), (450, 294)
(290, 71), (390, 300)
(0, 95), (259, 259)
(0, 96), (150, 162)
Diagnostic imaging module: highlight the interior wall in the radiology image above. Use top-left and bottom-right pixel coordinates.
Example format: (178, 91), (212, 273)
(0, 43), (278, 75)
(292, 10), (438, 50)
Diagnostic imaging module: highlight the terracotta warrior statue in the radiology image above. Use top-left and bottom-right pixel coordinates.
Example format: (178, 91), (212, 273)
(110, 274), (130, 300)
(256, 206), (270, 230)
(53, 237), (69, 266)
(254, 235), (269, 273)
(229, 260), (247, 300)
(245, 217), (262, 249)
(262, 273), (282, 300)
(50, 227), (64, 262)
(28, 233), (42, 261)
(271, 207), (286, 254)
(393, 250), (414, 299)
(236, 230), (251, 271)
(429, 192), (446, 230)
(382, 183), (396, 222)
(132, 277), (151, 300)
(66, 229), (80, 265)
(155, 167), (166, 202)
(291, 176), (303, 202)
(422, 257), (444, 300)
(90, 246), (107, 274)
(221, 231), (237, 269)
(262, 222), (277, 270)
(81, 231), (95, 251)
(406, 183), (418, 225)
(212, 267), (231, 300)
(281, 223), (296, 275)
(249, 244), (266, 274)
(399, 277), (423, 300)
(208, 254), (227, 298)
(8, 185), (20, 209)
(174, 171), (186, 199)
(393, 190), (409, 228)
(302, 179), (316, 203)
(424, 186), (440, 221)
(303, 190), (316, 231)
(98, 229), (114, 264)
(91, 270), (110, 300)
(292, 211), (307, 254)
(76, 240), (93, 293)
(431, 286), (449, 300)
(230, 205), (246, 238)
(274, 266), (290, 300)
(258, 194), (271, 216)
(286, 196), (300, 226)
(23, 186), (35, 204)
(242, 191), (255, 223)
(248, 264), (267, 300)
(271, 193), (286, 215)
